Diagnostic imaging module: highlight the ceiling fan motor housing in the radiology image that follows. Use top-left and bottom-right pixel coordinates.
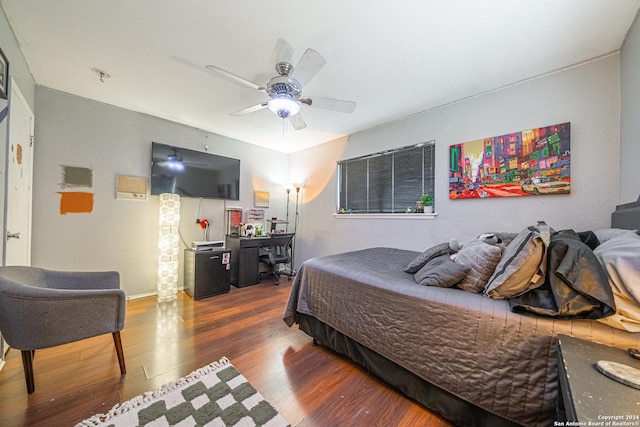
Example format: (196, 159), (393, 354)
(267, 75), (301, 100)
(267, 75), (302, 118)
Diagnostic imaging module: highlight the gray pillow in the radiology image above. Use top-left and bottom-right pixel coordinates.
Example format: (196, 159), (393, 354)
(484, 224), (552, 299)
(414, 255), (469, 287)
(405, 242), (452, 273)
(454, 239), (503, 293)
(492, 232), (519, 247)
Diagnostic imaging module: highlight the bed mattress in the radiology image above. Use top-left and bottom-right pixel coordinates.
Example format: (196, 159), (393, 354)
(284, 247), (640, 426)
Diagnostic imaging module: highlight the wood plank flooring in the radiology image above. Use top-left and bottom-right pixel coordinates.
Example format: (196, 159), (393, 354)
(0, 278), (453, 427)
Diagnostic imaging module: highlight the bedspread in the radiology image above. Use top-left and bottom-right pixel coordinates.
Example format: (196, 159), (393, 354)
(284, 247), (640, 427)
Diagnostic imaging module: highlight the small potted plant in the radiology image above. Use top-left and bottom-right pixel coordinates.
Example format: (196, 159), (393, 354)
(421, 193), (434, 213)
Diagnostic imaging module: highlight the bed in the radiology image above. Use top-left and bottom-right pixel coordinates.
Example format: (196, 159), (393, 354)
(283, 226), (640, 426)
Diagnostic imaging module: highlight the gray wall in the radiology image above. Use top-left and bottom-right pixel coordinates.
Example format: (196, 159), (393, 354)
(290, 54), (621, 264)
(621, 13), (640, 204)
(6, 3), (636, 294)
(0, 8), (35, 109)
(33, 87), (290, 296)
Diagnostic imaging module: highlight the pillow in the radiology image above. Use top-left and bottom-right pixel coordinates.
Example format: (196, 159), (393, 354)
(489, 231), (519, 247)
(414, 255), (469, 288)
(576, 230), (600, 250)
(593, 228), (638, 244)
(405, 242), (452, 273)
(453, 239), (503, 293)
(594, 231), (640, 332)
(484, 223), (552, 299)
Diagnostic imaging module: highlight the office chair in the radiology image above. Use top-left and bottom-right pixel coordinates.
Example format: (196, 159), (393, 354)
(259, 233), (295, 285)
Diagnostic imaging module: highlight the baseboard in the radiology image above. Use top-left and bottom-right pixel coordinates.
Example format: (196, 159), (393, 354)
(126, 289), (186, 300)
(126, 291), (158, 300)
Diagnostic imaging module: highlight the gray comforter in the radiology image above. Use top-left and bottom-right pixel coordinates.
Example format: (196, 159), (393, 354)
(284, 247), (640, 427)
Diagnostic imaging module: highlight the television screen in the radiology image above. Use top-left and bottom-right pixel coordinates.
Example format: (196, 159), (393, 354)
(151, 142), (240, 200)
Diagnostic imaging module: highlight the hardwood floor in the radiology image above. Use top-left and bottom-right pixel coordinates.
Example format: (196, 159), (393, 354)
(0, 278), (453, 427)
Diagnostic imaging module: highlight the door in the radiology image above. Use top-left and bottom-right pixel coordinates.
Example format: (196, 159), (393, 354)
(4, 78), (34, 266)
(1, 79), (34, 366)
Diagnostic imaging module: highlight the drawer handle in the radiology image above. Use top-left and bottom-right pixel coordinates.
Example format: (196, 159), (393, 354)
(210, 255), (220, 260)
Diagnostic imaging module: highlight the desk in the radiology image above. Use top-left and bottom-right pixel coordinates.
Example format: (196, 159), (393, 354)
(225, 235), (274, 287)
(557, 334), (640, 423)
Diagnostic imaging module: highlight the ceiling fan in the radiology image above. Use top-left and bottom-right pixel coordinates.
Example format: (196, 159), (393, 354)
(157, 147), (186, 171)
(157, 147), (206, 171)
(205, 49), (356, 130)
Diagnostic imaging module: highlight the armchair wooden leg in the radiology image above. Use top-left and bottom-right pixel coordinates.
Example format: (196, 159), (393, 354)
(21, 350), (35, 394)
(112, 331), (126, 375)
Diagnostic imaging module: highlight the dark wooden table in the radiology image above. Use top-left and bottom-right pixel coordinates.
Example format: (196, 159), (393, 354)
(557, 334), (640, 423)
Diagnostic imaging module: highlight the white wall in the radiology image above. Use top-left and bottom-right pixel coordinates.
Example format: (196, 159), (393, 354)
(290, 54), (621, 265)
(32, 87), (290, 296)
(620, 13), (640, 204)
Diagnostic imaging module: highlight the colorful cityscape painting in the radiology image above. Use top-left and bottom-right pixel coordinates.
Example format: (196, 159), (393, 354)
(449, 122), (570, 199)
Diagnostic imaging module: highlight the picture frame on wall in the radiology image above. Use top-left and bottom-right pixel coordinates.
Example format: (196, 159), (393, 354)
(254, 191), (269, 207)
(449, 122), (571, 199)
(0, 46), (8, 100)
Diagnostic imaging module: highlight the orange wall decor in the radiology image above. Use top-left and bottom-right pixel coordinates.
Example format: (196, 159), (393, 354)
(57, 192), (94, 215)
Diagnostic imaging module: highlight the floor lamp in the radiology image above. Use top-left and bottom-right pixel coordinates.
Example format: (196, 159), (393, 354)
(291, 183), (303, 276)
(283, 185), (291, 233)
(157, 193), (180, 300)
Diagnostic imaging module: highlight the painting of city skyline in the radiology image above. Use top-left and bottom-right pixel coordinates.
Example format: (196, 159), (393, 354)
(449, 122), (571, 199)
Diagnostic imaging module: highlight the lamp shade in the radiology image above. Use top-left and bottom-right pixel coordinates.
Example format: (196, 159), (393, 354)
(268, 97), (300, 117)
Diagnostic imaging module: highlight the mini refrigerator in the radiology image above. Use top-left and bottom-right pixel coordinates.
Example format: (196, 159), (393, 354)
(184, 248), (231, 299)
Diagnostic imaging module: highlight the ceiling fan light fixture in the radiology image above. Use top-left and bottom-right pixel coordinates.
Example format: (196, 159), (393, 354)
(268, 97), (300, 118)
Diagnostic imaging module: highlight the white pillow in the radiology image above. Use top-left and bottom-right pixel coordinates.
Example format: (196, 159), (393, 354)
(594, 231), (640, 332)
(593, 228), (638, 244)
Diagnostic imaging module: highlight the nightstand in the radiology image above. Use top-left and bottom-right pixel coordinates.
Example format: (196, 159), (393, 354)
(557, 334), (640, 422)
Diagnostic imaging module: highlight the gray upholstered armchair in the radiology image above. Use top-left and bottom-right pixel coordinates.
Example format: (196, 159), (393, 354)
(0, 266), (126, 393)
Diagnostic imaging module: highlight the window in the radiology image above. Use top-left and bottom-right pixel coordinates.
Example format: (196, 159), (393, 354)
(338, 142), (435, 213)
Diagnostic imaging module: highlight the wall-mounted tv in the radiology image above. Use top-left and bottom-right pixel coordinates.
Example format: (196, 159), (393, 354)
(151, 142), (240, 200)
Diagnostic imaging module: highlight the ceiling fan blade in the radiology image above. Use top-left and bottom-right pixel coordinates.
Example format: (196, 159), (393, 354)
(300, 96), (356, 113)
(290, 49), (326, 88)
(230, 102), (269, 116)
(205, 64), (266, 92)
(289, 112), (307, 130)
(269, 38), (294, 68)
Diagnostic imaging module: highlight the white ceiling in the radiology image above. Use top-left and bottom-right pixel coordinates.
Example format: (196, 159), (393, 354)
(2, 1), (639, 153)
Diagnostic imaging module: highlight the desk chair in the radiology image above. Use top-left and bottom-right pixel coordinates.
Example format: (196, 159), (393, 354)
(259, 233), (295, 285)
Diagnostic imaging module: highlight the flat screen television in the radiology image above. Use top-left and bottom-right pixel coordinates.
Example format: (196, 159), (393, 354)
(151, 142), (240, 200)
